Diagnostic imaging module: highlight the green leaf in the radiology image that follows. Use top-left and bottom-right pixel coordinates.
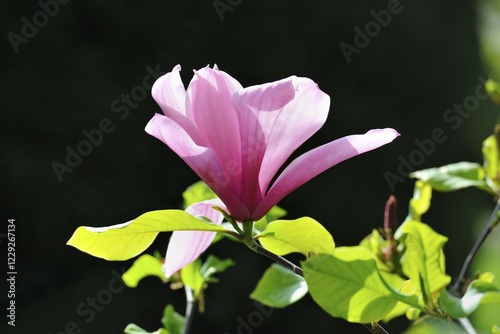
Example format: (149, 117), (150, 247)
(256, 217), (335, 257)
(182, 181), (217, 209)
(67, 210), (231, 261)
(486, 78), (500, 104)
(122, 254), (166, 288)
(400, 220), (451, 303)
(439, 280), (500, 318)
(199, 255), (235, 283)
(124, 324), (166, 334)
(250, 264), (308, 308)
(405, 317), (467, 334)
(406, 181), (433, 223)
(181, 259), (205, 298)
(255, 205), (287, 232)
(410, 162), (487, 192)
(483, 135), (500, 183)
(161, 304), (186, 334)
(493, 324), (500, 334)
(302, 247), (420, 323)
(379, 275), (414, 322)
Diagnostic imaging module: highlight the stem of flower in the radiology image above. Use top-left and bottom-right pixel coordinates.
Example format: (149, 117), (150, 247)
(242, 223), (389, 334)
(458, 317), (478, 334)
(182, 286), (195, 334)
(452, 200), (500, 294)
(252, 241), (304, 276)
(363, 323), (390, 334)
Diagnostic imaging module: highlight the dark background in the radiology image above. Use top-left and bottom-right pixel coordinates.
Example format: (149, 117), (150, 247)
(2, 1), (499, 333)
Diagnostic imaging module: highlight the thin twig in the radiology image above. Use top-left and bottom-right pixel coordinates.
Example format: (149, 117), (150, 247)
(458, 317), (478, 334)
(452, 200), (500, 294)
(182, 286), (196, 334)
(363, 323), (390, 334)
(251, 242), (303, 276)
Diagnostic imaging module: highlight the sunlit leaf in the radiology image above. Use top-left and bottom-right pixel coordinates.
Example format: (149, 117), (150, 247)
(492, 324), (500, 334)
(161, 304), (185, 334)
(181, 259), (205, 298)
(182, 181), (217, 209)
(483, 135), (500, 185)
(410, 162), (487, 192)
(199, 255), (235, 283)
(255, 205), (287, 232)
(250, 264), (307, 308)
(380, 274), (412, 322)
(440, 280), (500, 318)
(256, 217), (335, 257)
(67, 210), (231, 261)
(405, 317), (467, 334)
(400, 220), (451, 303)
(406, 181), (432, 223)
(122, 254), (166, 288)
(302, 247), (420, 323)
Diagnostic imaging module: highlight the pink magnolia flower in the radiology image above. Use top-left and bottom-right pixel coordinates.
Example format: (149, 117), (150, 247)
(147, 64), (399, 277)
(146, 64), (399, 222)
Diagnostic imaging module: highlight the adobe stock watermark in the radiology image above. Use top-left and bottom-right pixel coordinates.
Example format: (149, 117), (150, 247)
(48, 267), (126, 334)
(213, 0), (243, 21)
(7, 0), (72, 54)
(51, 64), (163, 183)
(384, 75), (491, 192)
(339, 0), (408, 64)
(223, 301), (273, 334)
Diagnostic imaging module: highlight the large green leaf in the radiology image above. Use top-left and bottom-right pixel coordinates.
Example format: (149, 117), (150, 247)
(122, 254), (166, 288)
(182, 181), (217, 209)
(302, 247), (420, 323)
(440, 280), (500, 318)
(410, 162), (487, 192)
(380, 275), (415, 322)
(255, 205), (287, 232)
(67, 210), (231, 261)
(405, 317), (467, 334)
(400, 220), (451, 303)
(256, 217), (335, 257)
(250, 264), (307, 308)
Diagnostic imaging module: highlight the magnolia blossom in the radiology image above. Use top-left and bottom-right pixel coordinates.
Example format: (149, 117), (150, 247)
(147, 65), (399, 276)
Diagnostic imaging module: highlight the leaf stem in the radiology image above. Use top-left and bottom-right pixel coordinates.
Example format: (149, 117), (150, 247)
(182, 286), (195, 334)
(452, 200), (500, 294)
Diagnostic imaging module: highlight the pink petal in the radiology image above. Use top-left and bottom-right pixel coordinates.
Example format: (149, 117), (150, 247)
(185, 67), (243, 195)
(233, 76), (330, 201)
(152, 65), (186, 117)
(163, 199), (226, 278)
(145, 114), (249, 218)
(231, 77), (297, 209)
(253, 128), (400, 220)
